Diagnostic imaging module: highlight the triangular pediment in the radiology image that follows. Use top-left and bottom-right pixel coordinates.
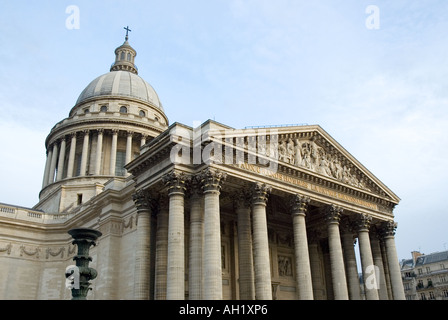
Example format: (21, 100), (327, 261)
(201, 122), (400, 204)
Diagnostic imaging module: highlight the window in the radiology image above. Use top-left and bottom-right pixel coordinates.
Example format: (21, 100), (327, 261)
(127, 53), (131, 61)
(420, 293), (426, 300)
(75, 154), (82, 176)
(120, 106), (128, 113)
(426, 267), (431, 273)
(418, 268), (423, 275)
(417, 280), (424, 289)
(429, 291), (435, 300)
(77, 194), (83, 205)
(120, 52), (125, 60)
(139, 110), (146, 117)
(83, 108), (90, 114)
(443, 289), (448, 298)
(115, 151), (126, 176)
(100, 105), (108, 112)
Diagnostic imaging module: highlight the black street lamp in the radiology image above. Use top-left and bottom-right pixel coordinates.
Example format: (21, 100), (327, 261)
(66, 228), (102, 300)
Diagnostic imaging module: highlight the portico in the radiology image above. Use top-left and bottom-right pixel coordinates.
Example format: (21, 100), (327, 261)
(126, 120), (405, 300)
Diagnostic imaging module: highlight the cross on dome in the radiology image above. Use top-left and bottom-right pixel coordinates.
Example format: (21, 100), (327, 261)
(124, 26), (131, 41)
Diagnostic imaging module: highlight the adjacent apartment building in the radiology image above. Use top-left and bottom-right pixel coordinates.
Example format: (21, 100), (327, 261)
(401, 250), (448, 300)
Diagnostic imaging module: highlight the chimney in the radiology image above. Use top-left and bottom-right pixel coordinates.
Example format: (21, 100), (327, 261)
(411, 251), (422, 264)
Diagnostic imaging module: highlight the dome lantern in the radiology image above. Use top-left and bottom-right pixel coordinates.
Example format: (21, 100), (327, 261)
(110, 26), (138, 74)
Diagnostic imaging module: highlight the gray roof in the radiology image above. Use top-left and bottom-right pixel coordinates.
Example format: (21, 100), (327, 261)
(415, 251), (448, 266)
(76, 70), (163, 111)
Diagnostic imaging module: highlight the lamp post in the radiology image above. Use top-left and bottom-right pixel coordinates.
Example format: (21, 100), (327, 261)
(66, 228), (102, 300)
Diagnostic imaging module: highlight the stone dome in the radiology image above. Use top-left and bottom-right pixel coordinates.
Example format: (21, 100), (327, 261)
(75, 70), (164, 112)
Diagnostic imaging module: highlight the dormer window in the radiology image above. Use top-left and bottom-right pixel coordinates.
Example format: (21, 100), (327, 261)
(139, 110), (146, 117)
(100, 105), (108, 112)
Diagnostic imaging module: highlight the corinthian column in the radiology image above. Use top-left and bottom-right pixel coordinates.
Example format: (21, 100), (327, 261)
(125, 131), (133, 176)
(380, 221), (405, 300)
(109, 129), (118, 175)
(325, 205), (348, 300)
(251, 182), (272, 300)
(154, 195), (169, 300)
(56, 136), (66, 181)
(340, 219), (361, 300)
(370, 228), (389, 300)
(48, 142), (58, 184)
(42, 147), (52, 188)
(79, 130), (90, 176)
(66, 133), (77, 179)
(235, 189), (255, 300)
(290, 194), (313, 300)
(162, 171), (187, 300)
(200, 168), (226, 300)
(355, 214), (379, 300)
(94, 129), (104, 175)
(132, 189), (154, 300)
(188, 176), (204, 300)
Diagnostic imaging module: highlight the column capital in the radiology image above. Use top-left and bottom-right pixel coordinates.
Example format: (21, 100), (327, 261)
(69, 132), (77, 139)
(354, 214), (373, 232)
(162, 170), (188, 196)
(97, 128), (104, 134)
(132, 189), (155, 212)
(187, 174), (202, 198)
(251, 182), (272, 205)
(111, 129), (119, 135)
(199, 167), (226, 193)
(325, 204), (343, 225)
(380, 220), (398, 238)
(289, 194), (310, 216)
(233, 189), (252, 210)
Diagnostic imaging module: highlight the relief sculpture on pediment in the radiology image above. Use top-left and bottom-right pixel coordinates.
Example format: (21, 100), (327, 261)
(271, 134), (373, 193)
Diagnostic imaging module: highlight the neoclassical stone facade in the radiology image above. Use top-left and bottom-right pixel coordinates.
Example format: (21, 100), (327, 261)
(0, 34), (405, 300)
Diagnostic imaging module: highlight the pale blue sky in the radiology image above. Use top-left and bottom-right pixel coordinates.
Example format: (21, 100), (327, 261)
(1, 0), (447, 260)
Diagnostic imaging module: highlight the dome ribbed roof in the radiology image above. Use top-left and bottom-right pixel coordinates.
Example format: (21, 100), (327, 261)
(75, 70), (164, 112)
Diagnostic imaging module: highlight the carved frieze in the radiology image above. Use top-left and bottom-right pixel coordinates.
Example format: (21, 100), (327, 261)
(233, 130), (383, 196)
(46, 247), (65, 259)
(0, 243), (12, 255)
